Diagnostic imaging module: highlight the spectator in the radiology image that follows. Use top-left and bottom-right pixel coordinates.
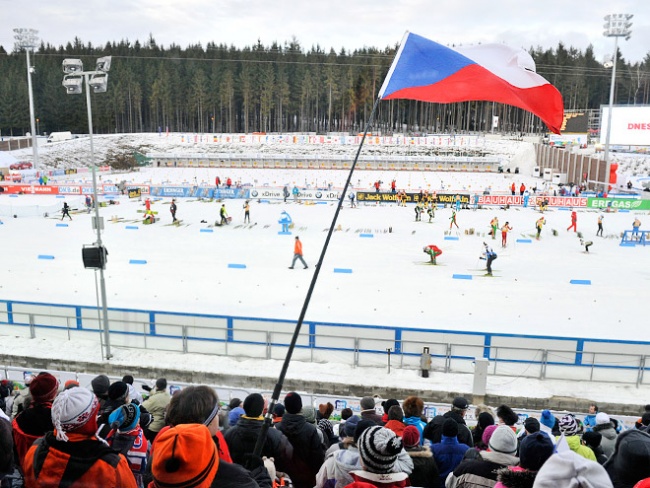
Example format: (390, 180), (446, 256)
(583, 403), (599, 432)
(154, 385), (272, 487)
(496, 405), (519, 430)
(431, 419), (469, 488)
(424, 397), (473, 447)
(593, 412), (617, 458)
(473, 412), (496, 449)
(150, 424), (218, 488)
(319, 418), (340, 448)
(224, 393), (293, 472)
(403, 396), (428, 446)
(381, 399), (400, 424)
(348, 426), (410, 487)
(12, 372), (58, 465)
(384, 405), (407, 437)
(90, 374), (110, 409)
(533, 450), (613, 488)
(22, 387), (137, 487)
(334, 407), (354, 437)
(272, 403), (285, 425)
(122, 374), (144, 404)
(495, 432), (554, 488)
(318, 402), (335, 421)
(97, 381), (130, 437)
(603, 429), (650, 488)
(519, 417), (541, 446)
(360, 397), (383, 425)
(446, 425), (519, 488)
(539, 410), (558, 441)
(328, 415), (362, 455)
(276, 391), (326, 488)
(12, 374), (34, 418)
(0, 409), (13, 482)
(582, 431), (608, 465)
(315, 418), (374, 488)
(105, 403), (149, 486)
(142, 378), (171, 442)
(403, 425), (439, 488)
(557, 415), (595, 461)
(228, 398), (245, 427)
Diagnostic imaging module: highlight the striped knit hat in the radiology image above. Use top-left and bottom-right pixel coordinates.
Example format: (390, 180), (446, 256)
(358, 426), (403, 474)
(559, 414), (579, 436)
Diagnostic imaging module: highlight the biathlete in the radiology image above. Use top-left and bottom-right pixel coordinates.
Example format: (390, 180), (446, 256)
(449, 210), (459, 230)
(423, 245), (442, 265)
(536, 216), (546, 240)
(501, 222), (513, 248)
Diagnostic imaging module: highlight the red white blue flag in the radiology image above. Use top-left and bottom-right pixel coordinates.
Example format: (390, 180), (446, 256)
(379, 32), (564, 134)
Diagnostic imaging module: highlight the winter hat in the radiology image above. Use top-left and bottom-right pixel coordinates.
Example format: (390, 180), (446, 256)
(402, 425), (420, 448)
(540, 410), (555, 430)
(533, 450), (613, 488)
(155, 378), (167, 391)
(284, 392), (302, 414)
(109, 403), (141, 433)
(524, 417), (541, 434)
(443, 418), (459, 438)
(354, 419), (377, 443)
(582, 431), (602, 449)
(358, 426), (403, 474)
(497, 404), (519, 426)
(634, 480), (650, 488)
(559, 415), (579, 436)
(272, 403), (285, 418)
(243, 393), (265, 417)
(482, 424), (499, 446)
(318, 419), (335, 439)
(382, 399), (400, 414)
(596, 412), (610, 425)
(344, 415), (361, 437)
(387, 405), (404, 421)
(122, 375), (135, 385)
(360, 396), (376, 410)
(228, 407), (244, 426)
(107, 381), (129, 402)
(403, 396), (424, 417)
(519, 432), (555, 471)
(152, 424), (218, 488)
(452, 397), (469, 410)
(29, 373), (59, 403)
(318, 402), (334, 420)
(488, 425), (518, 454)
(228, 398), (242, 411)
(302, 405), (317, 424)
(91, 374), (110, 396)
(603, 429), (650, 486)
(64, 380), (79, 390)
(52, 387), (100, 442)
(478, 412), (496, 430)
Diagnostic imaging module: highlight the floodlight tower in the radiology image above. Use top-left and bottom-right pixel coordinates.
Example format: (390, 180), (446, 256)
(602, 14), (633, 191)
(61, 56), (113, 359)
(13, 28), (40, 169)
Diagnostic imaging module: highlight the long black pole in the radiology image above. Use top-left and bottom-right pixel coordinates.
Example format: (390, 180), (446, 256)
(253, 96), (382, 457)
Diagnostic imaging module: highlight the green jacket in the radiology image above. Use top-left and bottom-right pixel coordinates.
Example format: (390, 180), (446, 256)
(562, 435), (597, 461)
(142, 389), (171, 433)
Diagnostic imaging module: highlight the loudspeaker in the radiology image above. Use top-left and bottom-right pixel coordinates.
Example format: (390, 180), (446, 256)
(82, 246), (107, 269)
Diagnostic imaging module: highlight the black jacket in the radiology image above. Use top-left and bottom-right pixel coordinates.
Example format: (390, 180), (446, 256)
(276, 413), (326, 488)
(211, 459), (272, 488)
(224, 416), (293, 472)
(423, 411), (474, 447)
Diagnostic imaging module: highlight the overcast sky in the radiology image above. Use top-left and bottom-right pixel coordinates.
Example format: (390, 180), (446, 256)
(1, 0), (648, 65)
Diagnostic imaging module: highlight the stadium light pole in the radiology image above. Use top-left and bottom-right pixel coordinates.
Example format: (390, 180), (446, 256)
(61, 56), (113, 359)
(13, 28), (40, 169)
(602, 13), (632, 191)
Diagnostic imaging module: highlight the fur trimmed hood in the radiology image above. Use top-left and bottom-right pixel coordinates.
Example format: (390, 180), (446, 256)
(496, 466), (537, 488)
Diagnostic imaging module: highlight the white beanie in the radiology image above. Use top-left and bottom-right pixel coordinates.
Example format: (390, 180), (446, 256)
(595, 412), (610, 425)
(488, 425), (518, 454)
(51, 387), (99, 441)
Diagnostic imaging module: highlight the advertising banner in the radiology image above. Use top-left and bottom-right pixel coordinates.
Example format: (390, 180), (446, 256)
(600, 105), (650, 146)
(587, 198), (650, 210)
(356, 192), (469, 204)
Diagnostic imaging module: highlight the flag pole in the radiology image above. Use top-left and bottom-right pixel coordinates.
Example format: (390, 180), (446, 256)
(253, 95), (383, 458)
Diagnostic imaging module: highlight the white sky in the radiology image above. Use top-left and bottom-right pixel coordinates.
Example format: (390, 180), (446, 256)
(1, 134), (650, 410)
(1, 0), (648, 64)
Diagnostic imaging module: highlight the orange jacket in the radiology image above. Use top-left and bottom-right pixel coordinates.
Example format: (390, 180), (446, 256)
(294, 239), (303, 255)
(23, 432), (137, 488)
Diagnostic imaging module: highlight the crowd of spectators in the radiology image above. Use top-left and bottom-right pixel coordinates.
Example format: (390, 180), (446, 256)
(2, 373), (650, 488)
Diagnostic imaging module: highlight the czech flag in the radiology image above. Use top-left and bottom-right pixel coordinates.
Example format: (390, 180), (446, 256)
(379, 32), (564, 134)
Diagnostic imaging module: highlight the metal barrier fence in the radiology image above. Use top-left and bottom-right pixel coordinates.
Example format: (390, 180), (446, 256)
(2, 299), (650, 387)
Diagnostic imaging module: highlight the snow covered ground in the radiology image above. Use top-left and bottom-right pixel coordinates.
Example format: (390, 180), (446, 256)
(1, 134), (649, 408)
